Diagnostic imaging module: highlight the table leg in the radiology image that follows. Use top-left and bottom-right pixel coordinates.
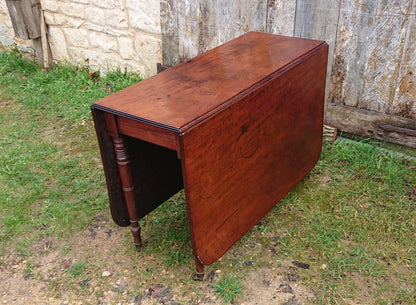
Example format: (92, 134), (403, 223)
(113, 136), (142, 251)
(193, 257), (205, 281)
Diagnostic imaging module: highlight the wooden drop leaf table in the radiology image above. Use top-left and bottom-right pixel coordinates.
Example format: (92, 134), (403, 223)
(91, 32), (328, 280)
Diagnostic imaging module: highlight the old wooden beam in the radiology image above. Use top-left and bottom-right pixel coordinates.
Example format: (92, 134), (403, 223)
(325, 103), (416, 148)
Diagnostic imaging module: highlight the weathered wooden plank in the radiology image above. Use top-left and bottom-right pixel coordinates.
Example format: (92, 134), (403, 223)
(5, 0), (29, 39)
(328, 0), (378, 107)
(294, 0), (341, 42)
(177, 0), (200, 59)
(215, 0), (267, 46)
(198, 0), (268, 53)
(294, 0), (316, 38)
(326, 103), (416, 148)
(359, 0), (413, 115)
(160, 0), (180, 66)
(161, 0), (268, 65)
(20, 0), (40, 39)
(293, 0), (341, 106)
(32, 37), (43, 64)
(390, 2), (416, 119)
(197, 0), (218, 53)
(266, 0), (296, 36)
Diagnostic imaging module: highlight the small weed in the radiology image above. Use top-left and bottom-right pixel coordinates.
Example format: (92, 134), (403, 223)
(67, 261), (88, 279)
(213, 275), (243, 304)
(258, 224), (271, 233)
(23, 260), (36, 278)
(47, 278), (60, 293)
(61, 246), (72, 256)
(94, 289), (104, 298)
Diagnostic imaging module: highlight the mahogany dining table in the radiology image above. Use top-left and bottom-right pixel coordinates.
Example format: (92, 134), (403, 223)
(91, 32), (328, 280)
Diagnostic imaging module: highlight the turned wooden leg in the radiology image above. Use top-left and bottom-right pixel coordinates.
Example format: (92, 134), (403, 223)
(113, 136), (142, 251)
(193, 257), (204, 281)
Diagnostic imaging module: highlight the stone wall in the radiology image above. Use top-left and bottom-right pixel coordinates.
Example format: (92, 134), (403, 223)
(0, 0), (161, 77)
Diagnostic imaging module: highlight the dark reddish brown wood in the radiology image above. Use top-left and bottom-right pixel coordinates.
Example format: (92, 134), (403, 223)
(92, 108), (129, 226)
(113, 136), (142, 250)
(92, 32), (326, 132)
(104, 112), (118, 137)
(116, 115), (180, 155)
(180, 45), (328, 265)
(103, 112), (142, 249)
(91, 32), (329, 278)
(193, 257), (204, 281)
(92, 108), (183, 226)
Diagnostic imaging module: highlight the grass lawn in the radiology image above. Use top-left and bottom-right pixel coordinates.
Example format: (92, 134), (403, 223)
(0, 51), (415, 304)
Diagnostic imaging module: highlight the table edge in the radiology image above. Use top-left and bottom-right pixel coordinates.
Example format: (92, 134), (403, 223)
(91, 40), (328, 135)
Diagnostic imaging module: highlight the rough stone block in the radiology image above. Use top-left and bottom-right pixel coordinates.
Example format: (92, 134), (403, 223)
(91, 0), (123, 9)
(127, 0), (160, 34)
(64, 28), (89, 48)
(85, 7), (106, 26)
(67, 46), (88, 66)
(1, 0), (161, 77)
(135, 33), (161, 76)
(59, 2), (85, 19)
(41, 0), (59, 12)
(118, 37), (134, 59)
(43, 11), (55, 25)
(0, 0), (8, 14)
(104, 9), (128, 30)
(0, 9), (11, 24)
(48, 27), (69, 59)
(84, 22), (125, 37)
(89, 31), (118, 53)
(0, 24), (14, 48)
(54, 14), (83, 28)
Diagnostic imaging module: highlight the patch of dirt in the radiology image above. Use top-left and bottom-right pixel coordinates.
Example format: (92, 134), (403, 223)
(240, 266), (315, 305)
(0, 100), (14, 109)
(0, 217), (316, 305)
(0, 265), (50, 304)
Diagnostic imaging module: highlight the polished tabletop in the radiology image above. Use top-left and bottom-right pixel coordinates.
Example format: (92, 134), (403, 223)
(93, 32), (325, 132)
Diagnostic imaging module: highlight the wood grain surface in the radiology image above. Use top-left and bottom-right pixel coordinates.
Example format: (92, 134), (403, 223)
(181, 44), (328, 265)
(92, 32), (329, 269)
(93, 32), (325, 132)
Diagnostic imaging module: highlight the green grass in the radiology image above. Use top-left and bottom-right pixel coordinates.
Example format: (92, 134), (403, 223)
(0, 51), (415, 304)
(0, 51), (142, 250)
(213, 275), (243, 304)
(67, 261), (88, 279)
(268, 138), (416, 303)
(140, 191), (193, 266)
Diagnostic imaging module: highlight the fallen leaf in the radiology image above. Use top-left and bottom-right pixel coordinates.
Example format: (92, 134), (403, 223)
(63, 258), (73, 269)
(401, 157), (410, 165)
(292, 260), (310, 269)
